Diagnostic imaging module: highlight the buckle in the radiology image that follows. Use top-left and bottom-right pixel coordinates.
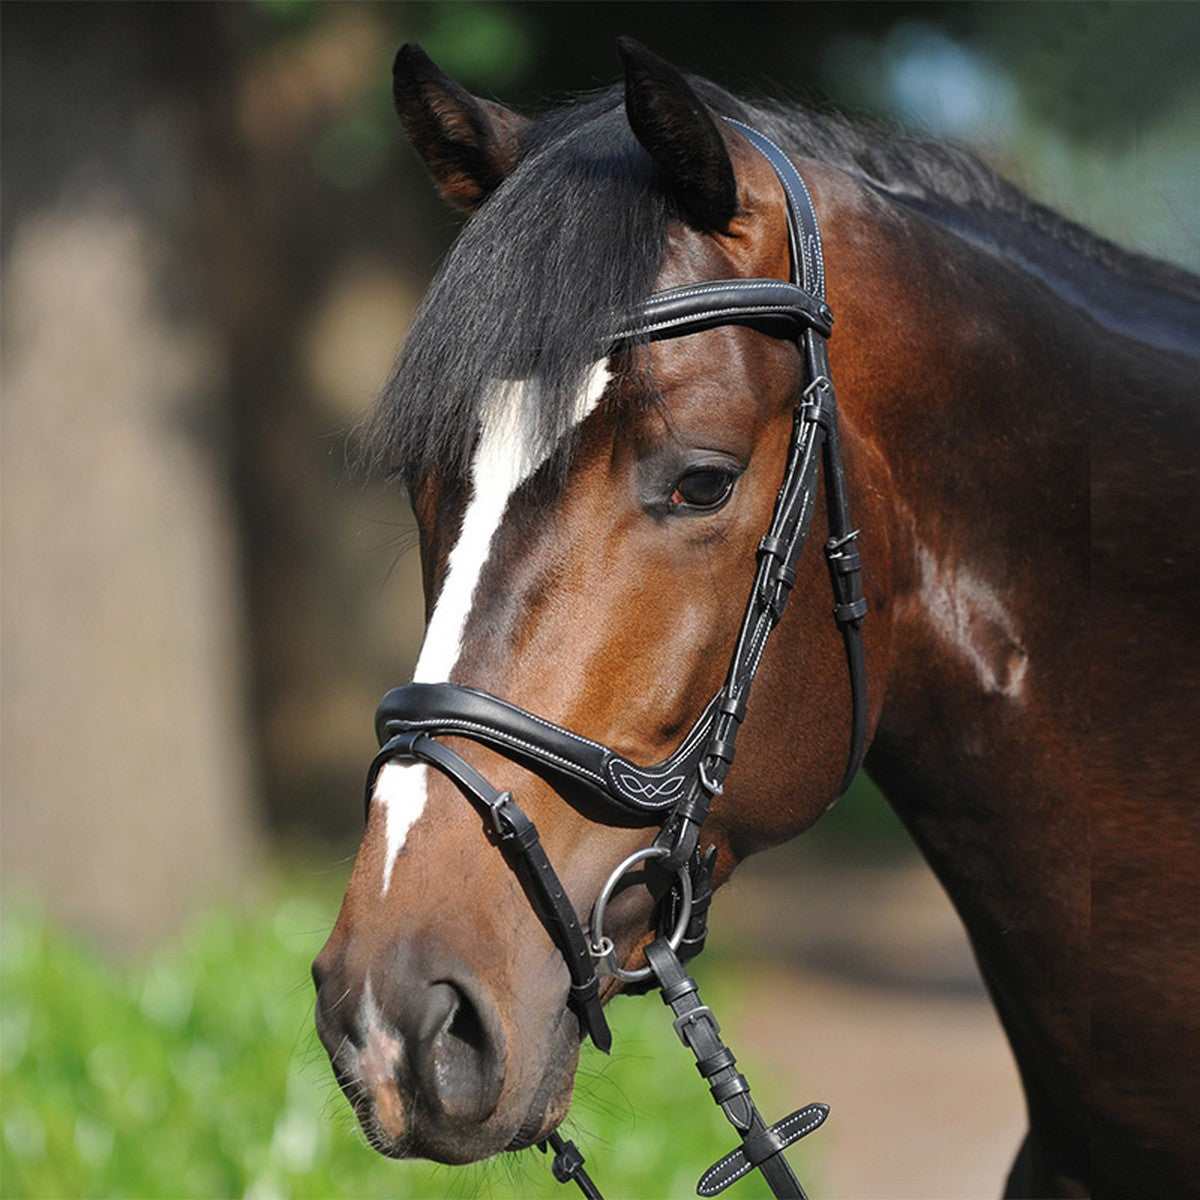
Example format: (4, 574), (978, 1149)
(800, 375), (832, 425)
(825, 528), (860, 556)
(673, 1003), (720, 1043)
(698, 757), (726, 796)
(488, 790), (514, 836)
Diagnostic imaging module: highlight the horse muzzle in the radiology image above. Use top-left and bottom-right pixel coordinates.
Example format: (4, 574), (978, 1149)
(312, 934), (579, 1163)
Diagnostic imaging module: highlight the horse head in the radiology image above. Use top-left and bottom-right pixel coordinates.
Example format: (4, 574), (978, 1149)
(313, 39), (888, 1167)
(308, 26), (1200, 1198)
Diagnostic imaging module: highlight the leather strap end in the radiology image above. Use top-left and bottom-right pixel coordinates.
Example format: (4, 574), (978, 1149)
(570, 979), (611, 1053)
(696, 1103), (829, 1196)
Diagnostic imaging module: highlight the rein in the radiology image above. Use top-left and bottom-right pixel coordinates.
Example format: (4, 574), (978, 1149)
(365, 121), (867, 1199)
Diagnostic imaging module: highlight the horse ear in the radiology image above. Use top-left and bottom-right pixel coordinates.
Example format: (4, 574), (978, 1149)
(392, 43), (529, 211)
(617, 37), (739, 233)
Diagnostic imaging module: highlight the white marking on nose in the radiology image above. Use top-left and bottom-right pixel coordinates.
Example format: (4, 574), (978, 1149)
(375, 760), (427, 894)
(377, 362), (611, 894)
(355, 978), (408, 1136)
(916, 544), (1029, 699)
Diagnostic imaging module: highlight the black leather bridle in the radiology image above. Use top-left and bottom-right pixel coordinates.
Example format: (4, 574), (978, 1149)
(365, 121), (867, 1199)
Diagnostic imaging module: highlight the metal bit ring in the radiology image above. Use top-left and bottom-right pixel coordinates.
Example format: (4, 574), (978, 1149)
(589, 845), (693, 982)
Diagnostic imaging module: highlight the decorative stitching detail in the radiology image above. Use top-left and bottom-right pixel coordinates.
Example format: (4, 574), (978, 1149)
(613, 772), (686, 801)
(620, 302), (821, 341)
(696, 1106), (827, 1196)
(724, 120), (826, 301)
(387, 716), (610, 789)
(646, 279), (802, 301)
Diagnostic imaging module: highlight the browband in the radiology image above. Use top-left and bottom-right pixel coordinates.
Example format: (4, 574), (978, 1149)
(613, 279), (833, 346)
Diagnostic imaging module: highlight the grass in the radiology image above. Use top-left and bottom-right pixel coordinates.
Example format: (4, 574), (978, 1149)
(1, 869), (819, 1199)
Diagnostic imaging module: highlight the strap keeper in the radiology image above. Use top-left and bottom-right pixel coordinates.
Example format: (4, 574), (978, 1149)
(738, 1123), (788, 1168)
(695, 1046), (737, 1078)
(677, 927), (709, 961)
(706, 736), (737, 764)
(569, 974), (600, 1007)
(769, 562), (798, 590)
(658, 972), (700, 1007)
(710, 1072), (751, 1105)
(800, 400), (826, 426)
(549, 1139), (586, 1185)
(758, 534), (788, 560)
(834, 597), (868, 625)
(567, 977), (611, 1053)
(760, 581), (790, 622)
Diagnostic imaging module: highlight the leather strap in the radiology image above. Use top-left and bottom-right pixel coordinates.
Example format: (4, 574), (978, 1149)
(368, 732), (611, 1052)
(724, 120), (826, 302)
(644, 938), (819, 1200)
(614, 278), (832, 344)
(376, 683), (720, 817)
(725, 118), (868, 795)
(655, 382), (828, 868)
(539, 1132), (603, 1200)
(698, 1104), (829, 1197)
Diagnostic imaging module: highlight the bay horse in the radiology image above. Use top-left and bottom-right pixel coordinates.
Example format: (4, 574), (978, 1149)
(313, 39), (1200, 1200)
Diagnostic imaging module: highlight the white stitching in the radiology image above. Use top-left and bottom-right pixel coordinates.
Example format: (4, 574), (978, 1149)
(394, 717), (680, 811)
(624, 303), (818, 339)
(696, 1107), (826, 1195)
(393, 717), (608, 787)
(724, 120), (826, 300)
(647, 279), (805, 301)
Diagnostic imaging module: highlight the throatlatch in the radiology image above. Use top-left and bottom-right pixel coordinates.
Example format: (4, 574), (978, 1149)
(366, 121), (866, 1199)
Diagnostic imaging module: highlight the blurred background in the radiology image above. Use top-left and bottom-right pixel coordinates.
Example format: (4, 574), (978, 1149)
(3, 3), (1196, 1198)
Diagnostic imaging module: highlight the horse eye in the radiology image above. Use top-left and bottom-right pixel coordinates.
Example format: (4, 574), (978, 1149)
(669, 467), (736, 510)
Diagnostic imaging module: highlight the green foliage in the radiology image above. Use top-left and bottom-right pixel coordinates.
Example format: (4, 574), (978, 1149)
(1, 880), (813, 1199)
(412, 2), (535, 94)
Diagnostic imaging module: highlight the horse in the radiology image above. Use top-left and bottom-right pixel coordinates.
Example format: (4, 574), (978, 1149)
(313, 39), (1200, 1200)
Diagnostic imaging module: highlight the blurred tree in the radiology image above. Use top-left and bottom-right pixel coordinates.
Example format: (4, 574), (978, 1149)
(972, 1), (1200, 148)
(2, 3), (261, 947)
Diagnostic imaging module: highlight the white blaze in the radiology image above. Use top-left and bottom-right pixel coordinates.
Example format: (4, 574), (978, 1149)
(376, 363), (611, 893)
(376, 760), (427, 894)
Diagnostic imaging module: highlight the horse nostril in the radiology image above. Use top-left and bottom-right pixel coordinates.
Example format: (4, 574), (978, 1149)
(417, 980), (505, 1123)
(416, 980), (458, 1042)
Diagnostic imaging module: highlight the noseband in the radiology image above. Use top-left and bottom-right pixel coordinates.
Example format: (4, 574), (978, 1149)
(365, 122), (867, 1198)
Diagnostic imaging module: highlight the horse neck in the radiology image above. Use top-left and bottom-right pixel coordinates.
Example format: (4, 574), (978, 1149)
(853, 212), (1198, 890)
(849, 191), (1200, 1182)
(835, 200), (1107, 1123)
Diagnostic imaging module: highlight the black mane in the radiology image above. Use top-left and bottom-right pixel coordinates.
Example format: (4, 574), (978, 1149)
(368, 77), (1199, 487)
(365, 89), (672, 487)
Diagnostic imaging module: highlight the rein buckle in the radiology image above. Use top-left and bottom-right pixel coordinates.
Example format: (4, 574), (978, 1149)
(487, 790), (515, 837)
(674, 1003), (720, 1042)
